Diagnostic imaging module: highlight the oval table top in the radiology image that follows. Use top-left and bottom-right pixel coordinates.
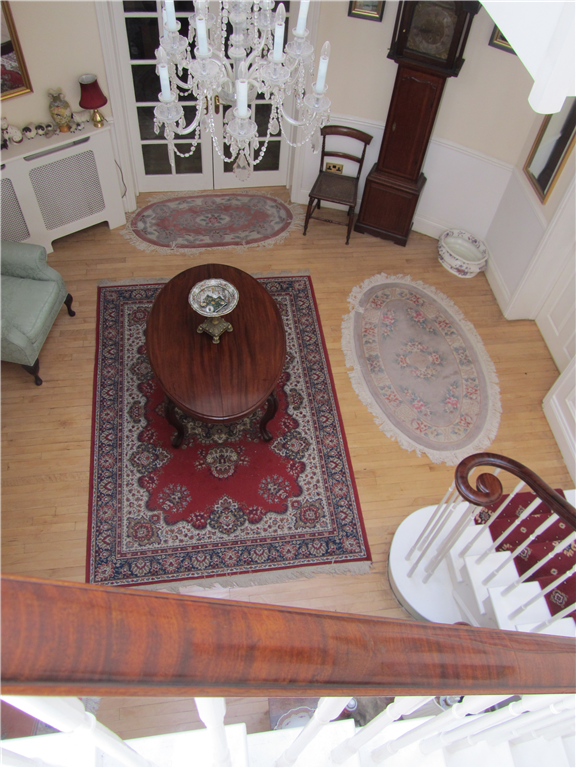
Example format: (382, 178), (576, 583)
(146, 264), (287, 423)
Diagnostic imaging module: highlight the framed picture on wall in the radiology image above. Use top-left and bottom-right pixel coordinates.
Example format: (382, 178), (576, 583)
(524, 97), (576, 203)
(488, 25), (515, 54)
(348, 1), (385, 22)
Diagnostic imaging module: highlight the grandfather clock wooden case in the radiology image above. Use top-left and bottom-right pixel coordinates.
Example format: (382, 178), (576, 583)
(355, 1), (480, 246)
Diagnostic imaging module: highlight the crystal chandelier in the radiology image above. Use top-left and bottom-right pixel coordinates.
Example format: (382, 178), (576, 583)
(154, 0), (331, 181)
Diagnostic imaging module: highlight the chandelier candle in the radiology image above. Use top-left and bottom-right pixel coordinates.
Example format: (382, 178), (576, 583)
(296, 0), (310, 35)
(315, 41), (330, 94)
(165, 0), (177, 32)
(159, 64), (171, 100)
(273, 4), (286, 63)
(196, 14), (209, 56)
(236, 63), (249, 119)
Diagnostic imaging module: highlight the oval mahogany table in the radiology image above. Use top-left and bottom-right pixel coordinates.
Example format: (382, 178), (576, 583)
(146, 264), (286, 447)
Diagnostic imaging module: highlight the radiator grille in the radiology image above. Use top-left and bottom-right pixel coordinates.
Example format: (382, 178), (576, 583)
(30, 150), (105, 231)
(1, 177), (30, 241)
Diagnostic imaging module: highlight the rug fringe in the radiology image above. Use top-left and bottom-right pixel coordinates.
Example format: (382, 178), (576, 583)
(130, 560), (372, 593)
(121, 191), (305, 257)
(342, 272), (501, 466)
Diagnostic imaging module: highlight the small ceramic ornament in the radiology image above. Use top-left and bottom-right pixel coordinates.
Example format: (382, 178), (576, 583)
(48, 88), (72, 132)
(6, 124), (23, 143)
(35, 123), (46, 136)
(22, 123), (37, 139)
(44, 122), (55, 138)
(72, 110), (91, 124)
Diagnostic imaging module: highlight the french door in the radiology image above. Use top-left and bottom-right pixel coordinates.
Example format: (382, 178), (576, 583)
(115, 1), (291, 192)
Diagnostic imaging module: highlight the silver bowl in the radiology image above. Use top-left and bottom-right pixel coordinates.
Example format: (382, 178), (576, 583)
(188, 279), (239, 317)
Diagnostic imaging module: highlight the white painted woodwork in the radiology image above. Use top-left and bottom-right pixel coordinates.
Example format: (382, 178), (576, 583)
(274, 697), (352, 767)
(3, 694), (575, 767)
(0, 124), (125, 254)
(536, 248), (576, 373)
(194, 697), (232, 767)
(544, 362), (576, 486)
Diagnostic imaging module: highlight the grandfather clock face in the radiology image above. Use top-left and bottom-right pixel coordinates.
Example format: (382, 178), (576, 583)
(406, 2), (458, 62)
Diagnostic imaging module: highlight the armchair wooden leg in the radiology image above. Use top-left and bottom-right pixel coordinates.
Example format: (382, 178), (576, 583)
(64, 293), (76, 317)
(346, 207), (355, 245)
(22, 358), (42, 386)
(303, 198), (314, 236)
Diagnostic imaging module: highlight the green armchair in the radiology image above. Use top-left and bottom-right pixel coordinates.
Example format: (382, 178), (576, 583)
(1, 241), (75, 385)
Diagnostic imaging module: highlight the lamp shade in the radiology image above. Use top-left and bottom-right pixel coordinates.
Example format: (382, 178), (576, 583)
(78, 74), (107, 109)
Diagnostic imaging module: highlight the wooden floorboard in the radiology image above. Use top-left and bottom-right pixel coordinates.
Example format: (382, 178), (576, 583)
(2, 186), (571, 739)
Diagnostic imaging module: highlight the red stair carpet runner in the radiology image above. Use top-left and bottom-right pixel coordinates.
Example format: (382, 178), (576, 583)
(476, 492), (576, 622)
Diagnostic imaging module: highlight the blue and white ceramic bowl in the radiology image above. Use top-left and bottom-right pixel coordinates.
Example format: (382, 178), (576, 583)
(438, 230), (489, 278)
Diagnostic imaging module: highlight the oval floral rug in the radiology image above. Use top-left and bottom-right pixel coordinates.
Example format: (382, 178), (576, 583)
(341, 274), (501, 465)
(122, 192), (300, 255)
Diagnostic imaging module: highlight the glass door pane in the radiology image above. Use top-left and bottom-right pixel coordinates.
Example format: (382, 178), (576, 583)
(116, 1), (213, 192)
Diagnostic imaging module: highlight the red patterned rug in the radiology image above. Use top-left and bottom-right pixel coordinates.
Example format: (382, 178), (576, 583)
(122, 192), (301, 256)
(476, 492), (576, 622)
(87, 275), (371, 588)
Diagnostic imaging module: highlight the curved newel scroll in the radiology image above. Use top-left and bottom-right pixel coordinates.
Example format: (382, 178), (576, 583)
(455, 452), (576, 530)
(2, 574), (575, 697)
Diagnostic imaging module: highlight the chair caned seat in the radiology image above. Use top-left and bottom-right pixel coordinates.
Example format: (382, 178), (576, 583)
(308, 171), (359, 208)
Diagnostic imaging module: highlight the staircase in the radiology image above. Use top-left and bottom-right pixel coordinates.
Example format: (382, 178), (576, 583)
(2, 694), (575, 767)
(388, 454), (576, 637)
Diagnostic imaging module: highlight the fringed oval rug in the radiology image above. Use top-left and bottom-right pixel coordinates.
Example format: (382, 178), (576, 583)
(342, 274), (501, 465)
(122, 191), (301, 255)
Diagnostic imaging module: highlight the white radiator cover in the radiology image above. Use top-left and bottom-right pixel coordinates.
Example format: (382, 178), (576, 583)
(0, 124), (125, 254)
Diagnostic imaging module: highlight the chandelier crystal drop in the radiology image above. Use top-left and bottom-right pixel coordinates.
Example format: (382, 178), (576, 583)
(154, 0), (331, 180)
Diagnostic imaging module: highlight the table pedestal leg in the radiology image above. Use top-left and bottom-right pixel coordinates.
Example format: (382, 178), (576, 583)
(260, 390), (278, 442)
(166, 397), (185, 448)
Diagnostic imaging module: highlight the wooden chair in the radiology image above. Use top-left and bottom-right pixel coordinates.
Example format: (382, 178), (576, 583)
(303, 125), (373, 245)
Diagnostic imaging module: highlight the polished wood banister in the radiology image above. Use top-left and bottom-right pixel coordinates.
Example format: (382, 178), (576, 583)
(455, 452), (576, 530)
(2, 575), (575, 697)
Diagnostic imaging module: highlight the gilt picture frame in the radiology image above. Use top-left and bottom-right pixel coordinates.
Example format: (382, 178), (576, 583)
(1, 0), (33, 100)
(488, 25), (515, 54)
(348, 1), (385, 22)
(524, 97), (576, 204)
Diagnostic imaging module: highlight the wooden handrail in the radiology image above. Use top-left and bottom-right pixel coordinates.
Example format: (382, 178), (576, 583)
(2, 575), (575, 697)
(455, 452), (576, 530)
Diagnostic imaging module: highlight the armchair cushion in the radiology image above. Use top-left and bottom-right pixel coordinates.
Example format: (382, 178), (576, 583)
(1, 241), (68, 367)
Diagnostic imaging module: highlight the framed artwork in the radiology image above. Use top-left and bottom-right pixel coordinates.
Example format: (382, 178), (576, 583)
(524, 97), (576, 203)
(1, 1), (33, 100)
(488, 25), (515, 54)
(348, 1), (385, 22)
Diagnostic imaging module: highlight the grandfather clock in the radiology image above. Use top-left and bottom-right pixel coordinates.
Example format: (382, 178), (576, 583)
(355, 1), (480, 246)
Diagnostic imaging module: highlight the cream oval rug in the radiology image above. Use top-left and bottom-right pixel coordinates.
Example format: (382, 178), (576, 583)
(342, 274), (501, 465)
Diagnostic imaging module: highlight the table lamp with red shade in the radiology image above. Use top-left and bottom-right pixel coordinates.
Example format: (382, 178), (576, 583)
(78, 74), (108, 128)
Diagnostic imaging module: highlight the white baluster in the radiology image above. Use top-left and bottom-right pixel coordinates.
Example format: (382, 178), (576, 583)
(0, 697), (152, 767)
(446, 694), (572, 753)
(451, 589), (481, 626)
(509, 563), (576, 619)
(1, 748), (56, 767)
(407, 492), (461, 577)
(503, 531), (576, 595)
(194, 698), (232, 767)
(531, 601), (576, 632)
(459, 480), (524, 558)
(482, 513), (560, 585)
(481, 696), (575, 745)
(274, 697), (351, 767)
(423, 503), (479, 583)
(476, 498), (540, 565)
(533, 715), (576, 740)
(330, 696), (433, 764)
(370, 694), (509, 762)
(406, 483), (455, 560)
